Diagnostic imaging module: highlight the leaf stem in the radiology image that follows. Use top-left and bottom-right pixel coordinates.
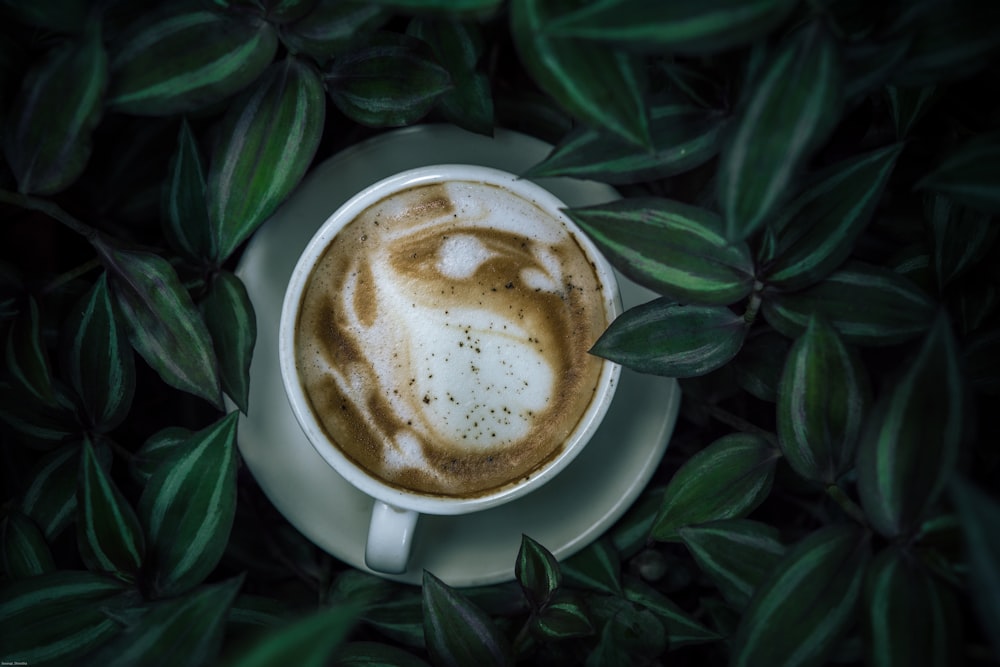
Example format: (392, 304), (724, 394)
(825, 484), (868, 527)
(697, 400), (779, 448)
(743, 281), (764, 326)
(0, 189), (100, 242)
(41, 258), (103, 295)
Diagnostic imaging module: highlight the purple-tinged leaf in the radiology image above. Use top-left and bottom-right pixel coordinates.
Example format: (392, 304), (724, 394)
(279, 0), (391, 60)
(515, 534), (561, 610)
(422, 571), (514, 667)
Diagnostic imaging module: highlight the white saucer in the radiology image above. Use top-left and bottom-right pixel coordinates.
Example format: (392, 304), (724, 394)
(234, 124), (680, 587)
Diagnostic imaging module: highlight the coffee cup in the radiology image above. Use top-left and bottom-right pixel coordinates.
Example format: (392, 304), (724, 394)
(279, 164), (621, 574)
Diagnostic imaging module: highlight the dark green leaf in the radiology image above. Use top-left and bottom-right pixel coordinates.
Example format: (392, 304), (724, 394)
(886, 85), (938, 139)
(369, 0), (502, 12)
(718, 22), (844, 241)
(733, 331), (790, 402)
(863, 546), (961, 667)
(20, 443), (111, 540)
(964, 327), (1000, 395)
(587, 595), (666, 662)
(524, 102), (727, 184)
(208, 56), (326, 262)
(955, 282), (998, 337)
(62, 273), (135, 431)
(567, 198), (754, 305)
(532, 591), (594, 640)
(4, 23), (107, 194)
(279, 0), (391, 60)
(361, 588), (425, 649)
(0, 570), (129, 666)
(776, 316), (871, 485)
(678, 519), (785, 610)
(925, 194), (998, 287)
(730, 525), (871, 667)
(107, 8), (278, 115)
(761, 144), (904, 290)
(162, 117), (216, 262)
(129, 426), (192, 485)
(139, 412), (239, 597)
(229, 594), (290, 632)
(918, 131), (1000, 214)
(843, 38), (912, 102)
(509, 0), (650, 148)
(99, 247), (222, 408)
(199, 271), (256, 414)
(5, 295), (56, 405)
(592, 298), (748, 378)
(515, 534), (561, 610)
(333, 641), (432, 667)
(0, 0), (89, 32)
(652, 433), (778, 541)
(951, 476), (1000, 660)
(222, 604), (359, 667)
(0, 262), (22, 321)
(610, 485), (664, 557)
(561, 539), (622, 596)
(762, 261), (936, 346)
(0, 380), (77, 441)
(623, 576), (721, 647)
(857, 313), (963, 538)
(77, 436), (145, 582)
(1, 510), (55, 579)
(422, 571), (514, 667)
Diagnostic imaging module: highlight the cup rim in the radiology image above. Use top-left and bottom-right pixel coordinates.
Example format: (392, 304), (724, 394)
(278, 164), (622, 515)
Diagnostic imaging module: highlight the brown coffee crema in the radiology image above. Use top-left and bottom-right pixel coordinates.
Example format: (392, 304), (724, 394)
(295, 180), (610, 497)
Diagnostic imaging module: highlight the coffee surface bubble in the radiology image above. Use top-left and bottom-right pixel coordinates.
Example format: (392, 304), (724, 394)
(295, 180), (610, 497)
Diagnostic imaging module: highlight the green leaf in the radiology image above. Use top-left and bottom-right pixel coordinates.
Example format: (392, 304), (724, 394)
(610, 485), (664, 558)
(208, 56), (326, 262)
(623, 576), (721, 647)
(925, 193), (997, 289)
(333, 641), (432, 667)
(139, 412), (239, 597)
(776, 316), (871, 485)
(760, 144), (904, 290)
(199, 271), (256, 414)
(162, 117), (216, 262)
(591, 298), (748, 378)
(278, 0), (391, 60)
(524, 101), (726, 184)
(129, 426), (193, 485)
(85, 575), (244, 667)
(561, 539), (622, 596)
(107, 8), (278, 115)
(5, 296), (56, 405)
(886, 85), (938, 139)
(762, 261), (936, 346)
(1, 510), (55, 579)
(731, 525), (871, 666)
(222, 604), (359, 667)
(587, 595), (666, 662)
(733, 331), (790, 402)
(98, 248), (222, 408)
(678, 519), (785, 610)
(918, 131), (1000, 215)
(718, 22), (844, 241)
(19, 442), (110, 540)
(532, 591), (594, 640)
(0, 381), (77, 441)
(509, 0), (650, 148)
(652, 433), (778, 541)
(515, 534), (561, 610)
(361, 589), (426, 649)
(863, 546), (961, 667)
(545, 0), (798, 54)
(951, 476), (1000, 660)
(857, 313), (963, 538)
(77, 436), (145, 582)
(422, 571), (514, 667)
(62, 273), (135, 431)
(565, 198), (754, 305)
(0, 570), (129, 666)
(3, 23), (107, 194)
(324, 31), (450, 128)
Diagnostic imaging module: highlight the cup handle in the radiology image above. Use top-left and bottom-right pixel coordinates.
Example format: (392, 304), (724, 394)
(364, 500), (419, 574)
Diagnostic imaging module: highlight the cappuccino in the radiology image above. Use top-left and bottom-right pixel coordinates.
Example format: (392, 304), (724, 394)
(294, 179), (612, 497)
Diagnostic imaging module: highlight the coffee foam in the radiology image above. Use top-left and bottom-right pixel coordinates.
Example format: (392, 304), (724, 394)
(296, 180), (609, 497)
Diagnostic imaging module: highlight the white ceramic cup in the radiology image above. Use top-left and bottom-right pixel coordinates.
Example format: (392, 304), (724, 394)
(278, 164), (622, 574)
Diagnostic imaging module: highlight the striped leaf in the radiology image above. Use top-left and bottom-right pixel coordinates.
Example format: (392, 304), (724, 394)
(652, 434), (778, 541)
(139, 412), (239, 597)
(199, 271), (256, 414)
(730, 525), (871, 667)
(761, 144), (904, 290)
(863, 546), (961, 667)
(951, 476), (1000, 660)
(3, 23), (107, 194)
(886, 85), (938, 139)
(222, 604), (359, 667)
(62, 273), (135, 431)
(679, 519), (785, 611)
(562, 539), (622, 596)
(566, 198), (754, 305)
(525, 102), (726, 184)
(324, 31), (450, 128)
(532, 591), (594, 640)
(623, 576), (721, 647)
(98, 246), (222, 408)
(857, 313), (964, 538)
(588, 596), (665, 663)
(546, 0), (797, 54)
(129, 426), (194, 485)
(333, 642), (432, 667)
(423, 571), (514, 667)
(776, 317), (871, 485)
(718, 22), (844, 242)
(20, 442), (108, 540)
(0, 570), (129, 666)
(162, 118), (217, 263)
(208, 56), (325, 262)
(5, 296), (56, 405)
(278, 0), (391, 60)
(510, 0), (650, 148)
(925, 193), (997, 289)
(0, 380), (77, 441)
(761, 261), (936, 346)
(84, 575), (244, 667)
(107, 8), (278, 116)
(77, 436), (145, 583)
(515, 534), (561, 610)
(918, 131), (1000, 215)
(248, 0), (318, 24)
(1, 510), (56, 579)
(591, 298), (748, 378)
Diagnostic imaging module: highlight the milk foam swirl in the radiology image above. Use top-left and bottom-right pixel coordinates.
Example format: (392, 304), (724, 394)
(295, 181), (609, 497)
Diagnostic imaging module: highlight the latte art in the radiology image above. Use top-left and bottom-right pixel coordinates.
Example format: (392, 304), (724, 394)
(295, 181), (610, 497)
